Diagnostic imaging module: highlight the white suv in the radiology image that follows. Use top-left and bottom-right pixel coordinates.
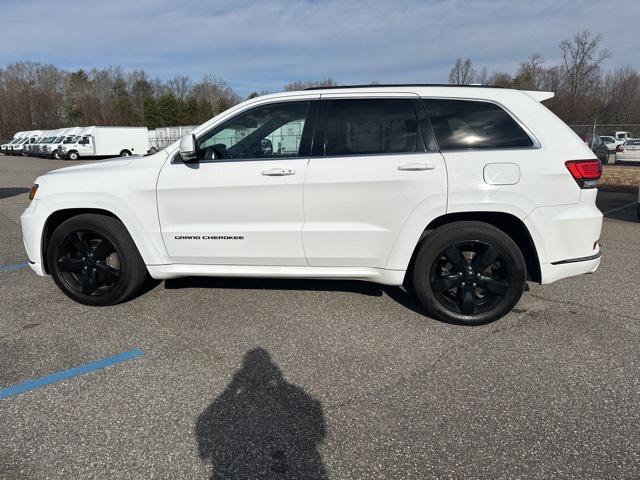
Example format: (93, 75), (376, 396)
(21, 85), (603, 324)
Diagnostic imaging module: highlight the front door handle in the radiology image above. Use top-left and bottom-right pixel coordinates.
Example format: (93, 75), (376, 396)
(261, 168), (296, 176)
(397, 162), (435, 171)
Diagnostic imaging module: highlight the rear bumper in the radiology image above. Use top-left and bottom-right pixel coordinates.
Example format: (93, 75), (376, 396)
(540, 247), (602, 285)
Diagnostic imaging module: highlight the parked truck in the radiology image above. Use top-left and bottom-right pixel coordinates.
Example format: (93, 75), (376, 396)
(59, 126), (150, 160)
(10, 131), (43, 155)
(1, 131), (25, 154)
(42, 127), (81, 159)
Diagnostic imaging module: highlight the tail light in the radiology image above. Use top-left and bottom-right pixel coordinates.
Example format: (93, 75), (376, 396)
(565, 160), (602, 189)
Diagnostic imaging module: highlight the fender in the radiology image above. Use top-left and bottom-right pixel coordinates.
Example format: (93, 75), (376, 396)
(41, 192), (170, 266)
(385, 189), (541, 271)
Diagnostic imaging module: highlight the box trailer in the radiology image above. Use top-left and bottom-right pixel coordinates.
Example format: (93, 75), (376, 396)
(148, 125), (197, 151)
(59, 126), (150, 160)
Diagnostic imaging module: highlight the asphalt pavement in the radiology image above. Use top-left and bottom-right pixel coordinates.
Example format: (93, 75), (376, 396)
(0, 155), (638, 479)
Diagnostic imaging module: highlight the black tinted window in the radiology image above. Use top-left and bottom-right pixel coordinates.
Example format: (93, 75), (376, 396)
(324, 99), (418, 156)
(423, 99), (533, 150)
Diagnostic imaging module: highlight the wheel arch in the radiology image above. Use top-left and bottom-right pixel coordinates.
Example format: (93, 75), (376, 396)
(409, 211), (541, 284)
(41, 207), (164, 274)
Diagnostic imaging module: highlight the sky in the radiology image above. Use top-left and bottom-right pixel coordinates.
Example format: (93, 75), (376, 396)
(1, 0), (639, 96)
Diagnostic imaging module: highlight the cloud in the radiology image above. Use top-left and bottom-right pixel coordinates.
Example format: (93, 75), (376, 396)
(1, 0), (638, 95)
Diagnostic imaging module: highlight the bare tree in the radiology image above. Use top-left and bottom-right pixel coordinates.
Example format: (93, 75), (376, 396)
(448, 58), (476, 85)
(514, 53), (545, 90)
(559, 30), (610, 97)
(475, 66), (489, 85)
(283, 78), (338, 91)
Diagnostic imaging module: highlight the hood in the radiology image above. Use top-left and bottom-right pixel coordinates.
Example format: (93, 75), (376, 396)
(45, 156), (137, 176)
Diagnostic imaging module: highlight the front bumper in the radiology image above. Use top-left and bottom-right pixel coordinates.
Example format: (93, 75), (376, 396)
(20, 199), (52, 276)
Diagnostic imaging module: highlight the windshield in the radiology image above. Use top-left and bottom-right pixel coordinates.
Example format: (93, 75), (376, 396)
(18, 138), (28, 144)
(9, 138), (20, 144)
(53, 136), (64, 143)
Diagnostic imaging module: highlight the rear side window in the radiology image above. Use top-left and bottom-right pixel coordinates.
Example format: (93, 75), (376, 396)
(324, 99), (419, 156)
(423, 99), (534, 150)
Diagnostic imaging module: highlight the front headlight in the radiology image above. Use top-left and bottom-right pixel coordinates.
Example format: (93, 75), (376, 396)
(29, 184), (39, 200)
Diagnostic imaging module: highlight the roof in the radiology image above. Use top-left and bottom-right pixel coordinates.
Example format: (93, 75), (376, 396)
(303, 83), (508, 90)
(301, 84), (554, 101)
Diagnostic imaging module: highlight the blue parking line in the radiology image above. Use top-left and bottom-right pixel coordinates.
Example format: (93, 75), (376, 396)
(0, 348), (144, 400)
(0, 262), (29, 273)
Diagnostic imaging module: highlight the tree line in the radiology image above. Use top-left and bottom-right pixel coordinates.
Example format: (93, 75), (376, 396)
(1, 30), (637, 140)
(0, 65), (241, 139)
(448, 30), (640, 126)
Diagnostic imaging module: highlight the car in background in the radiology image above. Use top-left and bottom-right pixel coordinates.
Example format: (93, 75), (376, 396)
(617, 139), (640, 164)
(581, 132), (610, 164)
(600, 135), (624, 152)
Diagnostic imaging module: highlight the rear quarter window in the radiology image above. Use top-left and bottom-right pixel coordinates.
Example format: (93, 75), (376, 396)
(423, 99), (534, 150)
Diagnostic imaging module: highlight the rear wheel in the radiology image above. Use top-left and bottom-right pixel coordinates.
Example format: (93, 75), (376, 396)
(412, 221), (526, 325)
(46, 214), (147, 306)
(120, 149), (132, 157)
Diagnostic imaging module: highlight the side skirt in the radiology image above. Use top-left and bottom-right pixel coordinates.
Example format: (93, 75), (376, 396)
(147, 264), (406, 286)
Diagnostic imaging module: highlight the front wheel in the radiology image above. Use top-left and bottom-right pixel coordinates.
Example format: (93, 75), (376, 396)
(46, 214), (148, 306)
(411, 221), (526, 325)
(67, 150), (79, 161)
(52, 150), (61, 160)
(120, 150), (132, 157)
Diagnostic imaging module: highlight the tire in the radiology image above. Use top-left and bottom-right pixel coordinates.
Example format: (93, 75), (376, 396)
(67, 150), (79, 161)
(52, 150), (61, 160)
(120, 150), (132, 157)
(46, 214), (147, 306)
(411, 221), (526, 325)
(148, 147), (158, 154)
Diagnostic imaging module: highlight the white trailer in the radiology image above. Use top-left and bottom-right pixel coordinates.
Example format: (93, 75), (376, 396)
(148, 125), (197, 151)
(59, 126), (150, 160)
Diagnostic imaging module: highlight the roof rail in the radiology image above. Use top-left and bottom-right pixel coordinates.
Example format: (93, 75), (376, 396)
(303, 83), (510, 91)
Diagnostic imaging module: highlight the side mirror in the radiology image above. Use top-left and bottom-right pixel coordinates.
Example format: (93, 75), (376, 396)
(179, 133), (198, 162)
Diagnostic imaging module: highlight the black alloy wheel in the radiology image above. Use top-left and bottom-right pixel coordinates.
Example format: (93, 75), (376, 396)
(430, 241), (510, 316)
(411, 221), (527, 325)
(54, 230), (121, 296)
(47, 214), (148, 306)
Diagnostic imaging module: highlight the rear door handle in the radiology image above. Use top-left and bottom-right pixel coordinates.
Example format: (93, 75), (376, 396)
(261, 168), (296, 176)
(397, 162), (435, 171)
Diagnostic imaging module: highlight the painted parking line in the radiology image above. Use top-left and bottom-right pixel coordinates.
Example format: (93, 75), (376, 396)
(0, 262), (29, 273)
(0, 348), (144, 400)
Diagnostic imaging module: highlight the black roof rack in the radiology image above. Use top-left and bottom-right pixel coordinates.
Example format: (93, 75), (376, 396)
(303, 83), (509, 91)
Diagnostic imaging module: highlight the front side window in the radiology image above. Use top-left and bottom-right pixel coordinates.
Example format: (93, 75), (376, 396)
(79, 136), (90, 145)
(196, 101), (310, 161)
(323, 99), (419, 156)
(423, 99), (534, 150)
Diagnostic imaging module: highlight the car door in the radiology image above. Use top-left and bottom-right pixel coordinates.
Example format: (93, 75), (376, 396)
(157, 97), (318, 265)
(302, 93), (448, 268)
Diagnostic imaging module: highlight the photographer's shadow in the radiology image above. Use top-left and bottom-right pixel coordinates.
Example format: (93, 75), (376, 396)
(195, 348), (328, 479)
